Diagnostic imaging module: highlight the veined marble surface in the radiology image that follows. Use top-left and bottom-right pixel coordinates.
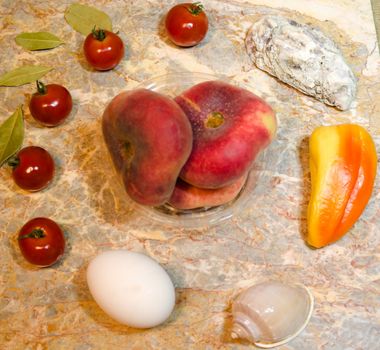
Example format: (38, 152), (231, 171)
(0, 1), (379, 349)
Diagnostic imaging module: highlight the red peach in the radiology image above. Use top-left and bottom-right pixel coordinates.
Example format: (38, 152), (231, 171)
(102, 89), (193, 206)
(175, 80), (276, 189)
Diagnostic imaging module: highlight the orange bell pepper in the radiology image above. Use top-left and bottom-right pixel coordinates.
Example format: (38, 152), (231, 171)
(307, 124), (377, 248)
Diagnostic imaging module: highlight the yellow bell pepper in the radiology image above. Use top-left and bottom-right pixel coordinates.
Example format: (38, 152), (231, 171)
(307, 124), (377, 248)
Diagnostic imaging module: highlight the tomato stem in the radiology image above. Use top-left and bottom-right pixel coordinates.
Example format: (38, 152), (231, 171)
(92, 27), (106, 41)
(18, 228), (46, 240)
(7, 156), (20, 168)
(186, 2), (204, 15)
(36, 80), (47, 94)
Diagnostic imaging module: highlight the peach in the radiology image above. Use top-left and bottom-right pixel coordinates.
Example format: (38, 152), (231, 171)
(175, 80), (276, 189)
(102, 89), (193, 206)
(168, 174), (248, 210)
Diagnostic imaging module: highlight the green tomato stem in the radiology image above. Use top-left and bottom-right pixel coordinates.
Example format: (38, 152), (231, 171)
(92, 27), (106, 41)
(187, 2), (204, 15)
(36, 80), (47, 94)
(18, 228), (46, 240)
(7, 156), (20, 168)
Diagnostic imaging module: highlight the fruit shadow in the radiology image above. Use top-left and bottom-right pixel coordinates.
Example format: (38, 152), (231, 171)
(69, 117), (210, 233)
(70, 118), (137, 226)
(298, 136), (311, 242)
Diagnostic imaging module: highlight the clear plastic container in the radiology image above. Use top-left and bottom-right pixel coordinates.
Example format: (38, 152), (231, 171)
(130, 72), (273, 229)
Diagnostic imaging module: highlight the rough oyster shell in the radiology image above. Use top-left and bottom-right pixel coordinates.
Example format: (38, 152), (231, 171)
(231, 280), (314, 348)
(245, 15), (357, 110)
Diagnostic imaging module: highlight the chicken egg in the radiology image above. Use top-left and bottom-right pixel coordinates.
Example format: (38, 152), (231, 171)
(86, 250), (175, 328)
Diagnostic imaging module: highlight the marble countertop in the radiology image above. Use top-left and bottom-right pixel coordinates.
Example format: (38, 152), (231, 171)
(0, 1), (379, 349)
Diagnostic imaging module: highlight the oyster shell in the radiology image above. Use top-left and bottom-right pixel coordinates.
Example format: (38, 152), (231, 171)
(231, 280), (314, 348)
(245, 15), (357, 110)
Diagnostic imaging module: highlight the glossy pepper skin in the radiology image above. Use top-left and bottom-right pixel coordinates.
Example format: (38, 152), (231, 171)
(307, 124), (377, 248)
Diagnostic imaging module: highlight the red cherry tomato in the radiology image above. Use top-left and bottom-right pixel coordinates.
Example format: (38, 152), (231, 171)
(10, 146), (55, 192)
(29, 81), (73, 127)
(83, 28), (124, 71)
(18, 217), (65, 267)
(165, 2), (209, 47)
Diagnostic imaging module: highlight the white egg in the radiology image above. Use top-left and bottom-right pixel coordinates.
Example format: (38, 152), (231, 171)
(86, 250), (175, 328)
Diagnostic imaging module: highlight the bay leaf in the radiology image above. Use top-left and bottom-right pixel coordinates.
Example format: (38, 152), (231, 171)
(15, 32), (64, 51)
(0, 65), (52, 87)
(0, 106), (24, 167)
(65, 3), (112, 35)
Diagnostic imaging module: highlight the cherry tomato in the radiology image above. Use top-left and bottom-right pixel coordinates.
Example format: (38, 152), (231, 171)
(18, 217), (65, 267)
(165, 2), (208, 47)
(10, 146), (55, 192)
(29, 81), (73, 127)
(83, 28), (124, 71)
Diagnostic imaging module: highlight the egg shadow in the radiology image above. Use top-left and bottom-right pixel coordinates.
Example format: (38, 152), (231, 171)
(298, 136), (311, 243)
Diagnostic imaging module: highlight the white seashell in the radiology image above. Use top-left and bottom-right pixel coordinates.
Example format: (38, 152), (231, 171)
(245, 15), (357, 110)
(231, 280), (314, 348)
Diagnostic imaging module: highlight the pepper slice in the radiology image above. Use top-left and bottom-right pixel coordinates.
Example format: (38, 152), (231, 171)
(307, 124), (377, 248)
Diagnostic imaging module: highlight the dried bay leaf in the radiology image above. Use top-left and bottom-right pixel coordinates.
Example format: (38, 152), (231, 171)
(0, 65), (52, 87)
(65, 3), (112, 35)
(0, 106), (24, 167)
(15, 32), (64, 51)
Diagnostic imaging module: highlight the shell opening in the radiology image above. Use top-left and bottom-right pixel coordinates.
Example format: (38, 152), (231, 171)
(231, 311), (261, 343)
